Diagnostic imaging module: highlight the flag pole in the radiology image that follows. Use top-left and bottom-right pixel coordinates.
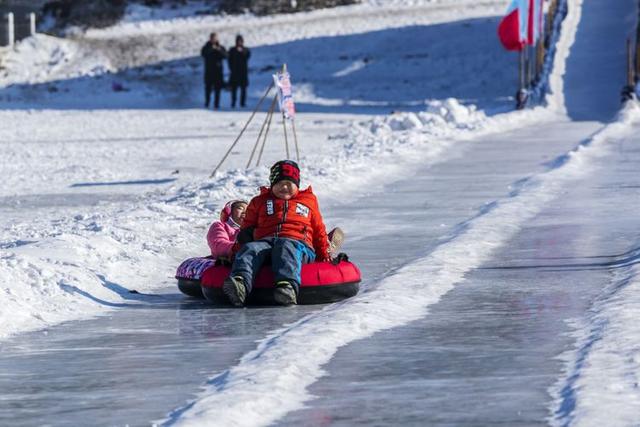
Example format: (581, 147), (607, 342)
(279, 64), (290, 159)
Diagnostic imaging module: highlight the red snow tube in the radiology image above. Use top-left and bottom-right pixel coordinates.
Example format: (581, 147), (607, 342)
(176, 258), (360, 305)
(176, 258), (361, 305)
(177, 257), (361, 305)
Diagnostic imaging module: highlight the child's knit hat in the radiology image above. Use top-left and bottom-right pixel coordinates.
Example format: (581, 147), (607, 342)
(269, 160), (300, 187)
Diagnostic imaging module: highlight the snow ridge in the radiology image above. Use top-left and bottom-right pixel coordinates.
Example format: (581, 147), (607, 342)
(548, 107), (640, 427)
(552, 260), (640, 427)
(546, 0), (583, 113)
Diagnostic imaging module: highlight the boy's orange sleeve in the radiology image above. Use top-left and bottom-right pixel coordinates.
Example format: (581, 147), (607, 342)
(311, 196), (330, 261)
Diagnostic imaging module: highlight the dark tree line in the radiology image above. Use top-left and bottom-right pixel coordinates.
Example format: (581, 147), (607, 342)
(39, 0), (360, 31)
(218, 0), (359, 15)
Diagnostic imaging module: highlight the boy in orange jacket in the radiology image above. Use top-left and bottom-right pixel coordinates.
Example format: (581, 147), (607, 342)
(223, 160), (331, 306)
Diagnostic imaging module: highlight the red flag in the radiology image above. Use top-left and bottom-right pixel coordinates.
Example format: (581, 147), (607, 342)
(498, 6), (525, 51)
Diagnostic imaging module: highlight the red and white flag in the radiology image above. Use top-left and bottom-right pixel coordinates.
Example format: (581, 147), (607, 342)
(527, 0), (544, 45)
(273, 70), (296, 120)
(498, 0), (529, 51)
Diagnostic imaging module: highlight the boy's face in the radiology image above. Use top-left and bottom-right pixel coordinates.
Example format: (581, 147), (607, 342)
(272, 180), (299, 200)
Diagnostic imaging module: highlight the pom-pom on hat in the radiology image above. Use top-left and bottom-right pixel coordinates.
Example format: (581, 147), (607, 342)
(269, 160), (300, 187)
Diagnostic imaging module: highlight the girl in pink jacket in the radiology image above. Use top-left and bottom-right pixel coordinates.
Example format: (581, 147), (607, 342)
(207, 200), (248, 258)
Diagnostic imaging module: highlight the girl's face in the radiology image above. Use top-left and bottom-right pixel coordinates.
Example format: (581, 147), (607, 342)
(272, 180), (299, 200)
(231, 203), (247, 224)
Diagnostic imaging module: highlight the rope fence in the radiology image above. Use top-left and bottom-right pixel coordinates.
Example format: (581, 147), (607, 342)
(210, 64), (301, 179)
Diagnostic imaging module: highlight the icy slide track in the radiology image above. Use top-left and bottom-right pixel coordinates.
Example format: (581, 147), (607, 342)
(1, 0), (639, 426)
(168, 0), (640, 425)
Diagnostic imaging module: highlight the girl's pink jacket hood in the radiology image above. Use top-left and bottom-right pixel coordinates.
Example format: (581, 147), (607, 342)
(207, 201), (241, 257)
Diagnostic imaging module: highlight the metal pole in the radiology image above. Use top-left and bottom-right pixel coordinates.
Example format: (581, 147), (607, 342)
(29, 13), (36, 37)
(282, 112), (290, 159)
(291, 119), (300, 162)
(7, 12), (15, 48)
(524, 52), (530, 88)
(519, 49), (525, 91)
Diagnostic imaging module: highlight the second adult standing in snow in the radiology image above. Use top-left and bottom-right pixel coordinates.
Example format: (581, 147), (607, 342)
(228, 34), (251, 108)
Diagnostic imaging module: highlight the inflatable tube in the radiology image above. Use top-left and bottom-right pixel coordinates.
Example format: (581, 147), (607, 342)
(200, 261), (361, 305)
(175, 257), (215, 298)
(178, 279), (204, 298)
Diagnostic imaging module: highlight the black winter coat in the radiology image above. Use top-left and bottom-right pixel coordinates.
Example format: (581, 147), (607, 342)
(228, 46), (251, 87)
(201, 42), (227, 85)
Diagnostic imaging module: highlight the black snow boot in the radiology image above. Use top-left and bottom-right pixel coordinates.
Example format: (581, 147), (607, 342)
(274, 281), (297, 305)
(223, 276), (247, 307)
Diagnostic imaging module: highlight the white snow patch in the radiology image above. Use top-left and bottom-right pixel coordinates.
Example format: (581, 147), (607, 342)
(546, 0), (582, 113)
(548, 104), (640, 427)
(332, 59), (368, 77)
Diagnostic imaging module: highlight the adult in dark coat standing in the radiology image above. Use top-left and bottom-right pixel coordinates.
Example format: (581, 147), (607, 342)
(201, 32), (227, 109)
(227, 35), (251, 108)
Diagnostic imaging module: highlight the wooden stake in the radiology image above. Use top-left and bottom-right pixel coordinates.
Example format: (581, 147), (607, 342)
(636, 8), (640, 81)
(28, 12), (36, 36)
(537, 38), (545, 78)
(282, 112), (290, 159)
(7, 12), (14, 48)
(519, 49), (525, 92)
(628, 38), (634, 87)
(291, 119), (300, 162)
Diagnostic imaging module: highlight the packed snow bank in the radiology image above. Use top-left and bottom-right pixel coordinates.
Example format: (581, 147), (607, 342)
(0, 202), (207, 339)
(0, 34), (116, 88)
(549, 103), (640, 427)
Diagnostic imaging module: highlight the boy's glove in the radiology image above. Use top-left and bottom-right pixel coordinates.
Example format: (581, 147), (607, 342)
(237, 226), (255, 245)
(214, 256), (232, 267)
(317, 255), (331, 263)
(331, 253), (349, 265)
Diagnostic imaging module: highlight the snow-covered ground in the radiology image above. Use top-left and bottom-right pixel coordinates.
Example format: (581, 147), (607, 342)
(1, 0), (640, 425)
